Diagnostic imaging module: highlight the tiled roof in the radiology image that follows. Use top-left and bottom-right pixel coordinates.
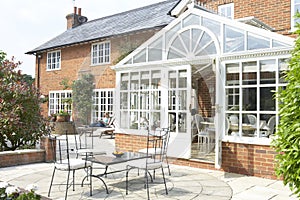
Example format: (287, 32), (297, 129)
(26, 0), (179, 54)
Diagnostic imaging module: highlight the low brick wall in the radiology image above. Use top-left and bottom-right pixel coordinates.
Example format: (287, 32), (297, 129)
(115, 133), (278, 179)
(0, 149), (45, 168)
(222, 142), (277, 179)
(0, 136), (56, 168)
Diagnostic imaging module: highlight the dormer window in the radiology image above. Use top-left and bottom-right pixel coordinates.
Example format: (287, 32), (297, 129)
(218, 3), (234, 19)
(91, 41), (110, 65)
(47, 50), (61, 70)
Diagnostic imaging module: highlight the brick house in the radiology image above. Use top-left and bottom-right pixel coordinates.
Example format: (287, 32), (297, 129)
(26, 0), (297, 179)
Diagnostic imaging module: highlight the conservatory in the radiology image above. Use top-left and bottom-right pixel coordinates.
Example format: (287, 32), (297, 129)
(112, 4), (294, 168)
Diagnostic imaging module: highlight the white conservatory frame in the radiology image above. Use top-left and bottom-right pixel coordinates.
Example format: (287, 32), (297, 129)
(112, 4), (294, 168)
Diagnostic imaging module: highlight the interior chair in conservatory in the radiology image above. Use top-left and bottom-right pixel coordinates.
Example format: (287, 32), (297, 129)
(260, 116), (276, 137)
(48, 131), (92, 200)
(125, 128), (170, 200)
(193, 114), (213, 154)
(247, 114), (258, 135)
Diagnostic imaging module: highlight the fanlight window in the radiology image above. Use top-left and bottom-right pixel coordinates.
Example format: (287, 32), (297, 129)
(167, 28), (217, 59)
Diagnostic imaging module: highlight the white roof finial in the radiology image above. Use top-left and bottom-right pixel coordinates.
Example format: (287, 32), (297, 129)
(188, 0), (195, 9)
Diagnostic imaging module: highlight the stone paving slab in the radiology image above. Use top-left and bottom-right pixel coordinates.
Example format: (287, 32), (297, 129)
(0, 135), (297, 199)
(0, 163), (232, 200)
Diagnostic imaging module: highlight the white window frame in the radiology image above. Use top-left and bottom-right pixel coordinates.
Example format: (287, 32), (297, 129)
(218, 3), (234, 19)
(91, 41), (110, 65)
(223, 56), (289, 144)
(47, 50), (61, 71)
(48, 90), (72, 115)
(92, 89), (114, 123)
(291, 0), (300, 30)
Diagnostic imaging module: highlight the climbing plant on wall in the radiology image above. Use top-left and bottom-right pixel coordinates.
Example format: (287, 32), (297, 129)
(72, 73), (94, 125)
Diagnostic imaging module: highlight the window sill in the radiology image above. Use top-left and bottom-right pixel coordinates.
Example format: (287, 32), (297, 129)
(46, 68), (61, 72)
(90, 62), (110, 67)
(222, 135), (272, 146)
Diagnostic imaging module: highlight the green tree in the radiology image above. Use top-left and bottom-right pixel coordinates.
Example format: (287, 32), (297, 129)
(273, 12), (300, 197)
(72, 73), (94, 125)
(0, 51), (46, 151)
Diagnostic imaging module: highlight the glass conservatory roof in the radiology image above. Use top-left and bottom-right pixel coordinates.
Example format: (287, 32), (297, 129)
(115, 5), (294, 68)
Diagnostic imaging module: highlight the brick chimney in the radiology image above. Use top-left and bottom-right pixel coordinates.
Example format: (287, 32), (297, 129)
(66, 7), (88, 29)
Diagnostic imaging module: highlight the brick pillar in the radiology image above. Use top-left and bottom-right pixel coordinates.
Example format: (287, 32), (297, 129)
(40, 136), (56, 162)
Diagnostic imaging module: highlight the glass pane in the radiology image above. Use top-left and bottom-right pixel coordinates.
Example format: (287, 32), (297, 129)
(120, 111), (129, 129)
(228, 114), (239, 136)
(169, 71), (177, 88)
(179, 70), (187, 88)
(260, 87), (275, 111)
(168, 112), (176, 132)
(130, 111), (138, 129)
(192, 29), (202, 52)
(168, 90), (176, 110)
(178, 90), (187, 110)
(226, 63), (239, 86)
(151, 70), (161, 89)
(148, 37), (162, 62)
(178, 112), (187, 132)
(133, 49), (146, 63)
(183, 14), (200, 27)
(141, 71), (149, 89)
(181, 30), (190, 51)
(247, 32), (270, 50)
(152, 112), (161, 130)
(226, 88), (239, 111)
(242, 88), (257, 111)
(120, 92), (128, 109)
(279, 58), (289, 83)
(130, 72), (139, 90)
(225, 25), (245, 53)
(121, 73), (129, 90)
(242, 61), (257, 85)
(168, 47), (185, 59)
(242, 114), (256, 137)
(202, 17), (221, 39)
(130, 92), (138, 109)
(172, 36), (185, 51)
(273, 40), (289, 48)
(260, 114), (276, 137)
(140, 91), (149, 110)
(165, 22), (181, 46)
(260, 59), (276, 84)
(151, 91), (161, 110)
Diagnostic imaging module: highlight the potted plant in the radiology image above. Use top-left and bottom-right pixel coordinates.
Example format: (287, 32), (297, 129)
(56, 110), (70, 122)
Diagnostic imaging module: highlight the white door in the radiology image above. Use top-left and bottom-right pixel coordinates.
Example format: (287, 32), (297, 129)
(162, 65), (192, 159)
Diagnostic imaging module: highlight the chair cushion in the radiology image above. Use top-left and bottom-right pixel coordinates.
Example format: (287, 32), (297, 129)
(127, 158), (162, 170)
(138, 148), (162, 154)
(55, 159), (92, 170)
(77, 149), (106, 155)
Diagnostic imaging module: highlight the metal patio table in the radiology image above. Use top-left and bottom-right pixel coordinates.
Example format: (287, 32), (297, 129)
(83, 152), (149, 195)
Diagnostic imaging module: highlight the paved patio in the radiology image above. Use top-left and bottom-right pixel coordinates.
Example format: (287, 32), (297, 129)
(0, 134), (297, 200)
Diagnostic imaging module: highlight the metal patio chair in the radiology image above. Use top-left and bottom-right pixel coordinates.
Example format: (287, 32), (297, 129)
(125, 127), (170, 199)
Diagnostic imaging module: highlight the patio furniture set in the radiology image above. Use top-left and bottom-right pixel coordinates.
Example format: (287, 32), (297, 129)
(47, 126), (171, 200)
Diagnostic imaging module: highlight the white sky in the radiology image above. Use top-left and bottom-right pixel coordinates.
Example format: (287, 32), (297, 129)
(0, 0), (165, 77)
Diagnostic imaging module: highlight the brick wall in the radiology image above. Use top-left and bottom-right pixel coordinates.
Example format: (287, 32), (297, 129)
(115, 133), (278, 179)
(0, 150), (45, 168)
(0, 136), (56, 167)
(198, 0), (292, 36)
(222, 142), (277, 179)
(37, 29), (161, 117)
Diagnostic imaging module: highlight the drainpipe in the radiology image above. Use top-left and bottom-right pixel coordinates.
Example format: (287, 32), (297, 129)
(37, 54), (42, 89)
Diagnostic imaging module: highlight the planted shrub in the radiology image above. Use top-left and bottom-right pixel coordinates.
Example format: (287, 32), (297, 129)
(273, 12), (300, 197)
(0, 51), (47, 151)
